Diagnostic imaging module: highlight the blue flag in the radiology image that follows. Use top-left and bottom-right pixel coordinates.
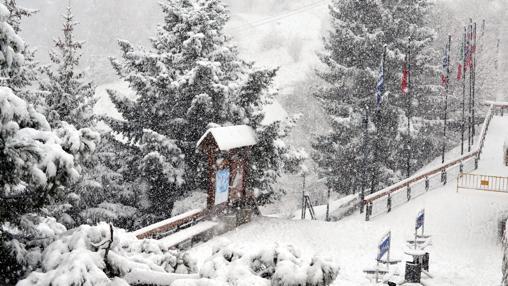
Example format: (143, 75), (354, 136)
(441, 47), (449, 86)
(375, 60), (384, 110)
(416, 209), (425, 230)
(377, 231), (391, 261)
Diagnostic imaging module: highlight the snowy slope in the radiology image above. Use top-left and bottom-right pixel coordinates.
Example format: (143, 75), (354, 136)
(189, 115), (508, 285)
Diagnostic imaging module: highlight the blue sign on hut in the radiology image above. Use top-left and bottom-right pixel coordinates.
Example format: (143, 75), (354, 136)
(196, 125), (257, 212)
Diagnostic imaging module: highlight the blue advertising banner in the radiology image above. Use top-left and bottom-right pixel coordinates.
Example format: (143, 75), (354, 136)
(377, 231), (391, 261)
(416, 209), (425, 230)
(215, 168), (230, 205)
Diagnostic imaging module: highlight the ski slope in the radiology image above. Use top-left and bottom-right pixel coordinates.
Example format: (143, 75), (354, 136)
(190, 115), (508, 286)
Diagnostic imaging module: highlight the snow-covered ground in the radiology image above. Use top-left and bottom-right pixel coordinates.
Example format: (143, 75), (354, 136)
(189, 115), (508, 285)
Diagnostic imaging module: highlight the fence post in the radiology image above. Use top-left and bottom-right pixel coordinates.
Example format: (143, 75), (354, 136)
(360, 192), (365, 214)
(407, 186), (411, 201)
(474, 158), (479, 170)
(387, 194), (392, 213)
(441, 169), (447, 185)
(425, 177), (429, 191)
(460, 162), (464, 173)
(365, 202), (371, 221)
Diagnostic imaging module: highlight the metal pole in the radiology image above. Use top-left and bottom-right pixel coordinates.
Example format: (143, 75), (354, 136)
(301, 173), (306, 219)
(495, 39), (500, 71)
(326, 188), (331, 221)
(360, 105), (369, 213)
(407, 37), (412, 178)
(375, 260), (379, 283)
(472, 22), (477, 146)
(414, 226), (418, 249)
(461, 26), (466, 155)
(387, 236), (391, 272)
(468, 20), (472, 152)
(387, 231), (392, 271)
(370, 45), (387, 194)
(442, 35), (452, 164)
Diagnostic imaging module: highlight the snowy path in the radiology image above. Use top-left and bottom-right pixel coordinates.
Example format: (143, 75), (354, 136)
(190, 115), (508, 285)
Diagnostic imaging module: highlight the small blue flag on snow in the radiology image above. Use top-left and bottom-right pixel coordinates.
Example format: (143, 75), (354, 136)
(375, 60), (384, 110)
(377, 231), (391, 261)
(416, 209), (425, 230)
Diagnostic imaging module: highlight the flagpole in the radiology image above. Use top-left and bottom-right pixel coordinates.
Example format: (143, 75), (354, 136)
(406, 36), (412, 178)
(472, 22), (477, 145)
(370, 45), (386, 194)
(468, 19), (473, 152)
(461, 26), (466, 155)
(442, 35), (451, 164)
(360, 105), (369, 213)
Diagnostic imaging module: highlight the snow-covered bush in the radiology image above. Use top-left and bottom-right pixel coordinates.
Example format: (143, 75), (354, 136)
(17, 222), (197, 286)
(186, 240), (339, 286)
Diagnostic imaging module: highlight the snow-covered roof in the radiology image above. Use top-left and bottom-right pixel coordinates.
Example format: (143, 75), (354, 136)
(197, 125), (257, 151)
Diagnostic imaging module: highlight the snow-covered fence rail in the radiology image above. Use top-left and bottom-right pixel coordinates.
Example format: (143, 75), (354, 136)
(132, 209), (206, 239)
(363, 103), (499, 221)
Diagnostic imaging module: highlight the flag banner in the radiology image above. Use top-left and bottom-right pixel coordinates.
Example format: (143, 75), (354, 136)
(401, 63), (408, 94)
(441, 47), (449, 87)
(466, 25), (473, 68)
(416, 209), (425, 230)
(457, 35), (464, 80)
(377, 231), (391, 261)
(375, 60), (384, 110)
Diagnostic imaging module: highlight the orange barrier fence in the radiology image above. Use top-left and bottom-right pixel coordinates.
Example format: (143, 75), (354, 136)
(457, 173), (508, 193)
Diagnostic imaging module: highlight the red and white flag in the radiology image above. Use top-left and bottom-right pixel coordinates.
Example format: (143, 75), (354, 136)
(401, 63), (408, 94)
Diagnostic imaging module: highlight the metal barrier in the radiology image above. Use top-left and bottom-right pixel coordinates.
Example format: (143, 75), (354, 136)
(363, 103), (499, 221)
(457, 173), (508, 193)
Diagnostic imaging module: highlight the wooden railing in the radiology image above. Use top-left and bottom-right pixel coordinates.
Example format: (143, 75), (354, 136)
(132, 209), (206, 239)
(363, 103), (499, 221)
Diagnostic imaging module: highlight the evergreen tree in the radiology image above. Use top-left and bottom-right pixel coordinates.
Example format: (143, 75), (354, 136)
(40, 5), (95, 128)
(0, 86), (99, 284)
(313, 0), (440, 195)
(107, 0), (303, 223)
(38, 6), (141, 229)
(1, 0), (39, 105)
(384, 0), (442, 174)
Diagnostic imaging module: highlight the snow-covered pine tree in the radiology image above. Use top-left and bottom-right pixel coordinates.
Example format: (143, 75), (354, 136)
(77, 133), (140, 230)
(383, 0), (442, 176)
(40, 5), (95, 128)
(313, 0), (440, 195)
(106, 0), (304, 221)
(3, 0), (36, 33)
(1, 0), (39, 105)
(38, 5), (142, 230)
(0, 86), (99, 284)
(313, 0), (395, 195)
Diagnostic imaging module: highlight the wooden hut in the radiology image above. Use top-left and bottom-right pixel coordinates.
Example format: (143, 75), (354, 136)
(196, 125), (258, 213)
